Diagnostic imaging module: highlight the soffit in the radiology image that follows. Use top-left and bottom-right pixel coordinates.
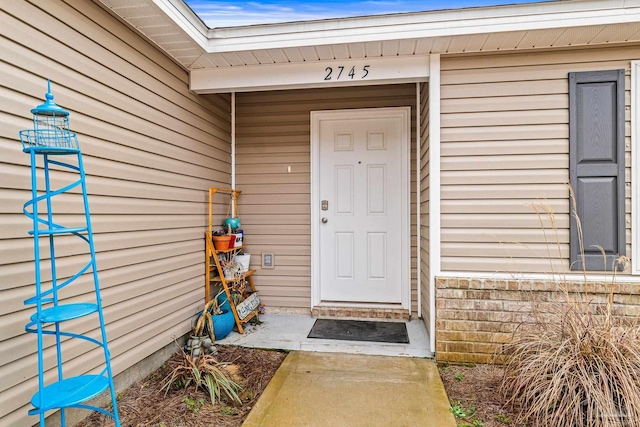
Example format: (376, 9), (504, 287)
(191, 23), (640, 69)
(98, 0), (640, 70)
(97, 0), (206, 66)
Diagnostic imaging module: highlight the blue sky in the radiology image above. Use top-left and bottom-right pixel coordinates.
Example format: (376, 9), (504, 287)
(186, 0), (551, 28)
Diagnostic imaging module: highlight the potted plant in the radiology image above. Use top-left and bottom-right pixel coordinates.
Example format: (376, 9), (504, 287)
(221, 258), (242, 280)
(212, 228), (232, 250)
(233, 252), (251, 273)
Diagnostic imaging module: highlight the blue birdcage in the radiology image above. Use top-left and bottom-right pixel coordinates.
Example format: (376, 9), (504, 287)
(20, 81), (120, 427)
(20, 80), (78, 151)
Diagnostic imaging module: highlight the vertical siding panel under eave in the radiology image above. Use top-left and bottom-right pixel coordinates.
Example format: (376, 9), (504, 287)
(419, 82), (430, 330)
(0, 1), (231, 425)
(235, 85), (417, 309)
(439, 46), (636, 274)
(410, 95), (419, 314)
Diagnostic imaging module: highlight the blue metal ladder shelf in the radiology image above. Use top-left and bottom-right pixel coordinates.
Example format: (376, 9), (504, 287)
(20, 81), (120, 426)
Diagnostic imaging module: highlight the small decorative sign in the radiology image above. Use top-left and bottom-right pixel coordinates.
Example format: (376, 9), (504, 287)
(236, 292), (260, 320)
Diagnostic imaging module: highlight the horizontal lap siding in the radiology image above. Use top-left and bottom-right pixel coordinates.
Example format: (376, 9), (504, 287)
(440, 46), (637, 274)
(235, 85), (417, 310)
(419, 82), (430, 327)
(0, 1), (230, 425)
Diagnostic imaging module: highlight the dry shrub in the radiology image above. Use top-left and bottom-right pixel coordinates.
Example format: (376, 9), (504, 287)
(499, 196), (640, 427)
(161, 345), (242, 406)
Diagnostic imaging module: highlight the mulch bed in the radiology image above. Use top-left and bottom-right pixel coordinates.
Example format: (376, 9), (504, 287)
(77, 343), (523, 427)
(439, 364), (523, 427)
(78, 345), (287, 427)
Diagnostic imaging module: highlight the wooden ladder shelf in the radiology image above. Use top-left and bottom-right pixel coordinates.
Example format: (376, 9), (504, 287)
(205, 188), (259, 334)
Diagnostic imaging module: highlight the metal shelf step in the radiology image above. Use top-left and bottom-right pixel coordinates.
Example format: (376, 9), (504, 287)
(29, 375), (109, 414)
(30, 303), (98, 324)
(29, 227), (88, 236)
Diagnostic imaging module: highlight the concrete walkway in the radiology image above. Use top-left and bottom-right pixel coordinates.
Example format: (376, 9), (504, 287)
(242, 351), (456, 427)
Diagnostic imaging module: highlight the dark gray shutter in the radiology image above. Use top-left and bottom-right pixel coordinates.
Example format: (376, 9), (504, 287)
(569, 70), (625, 271)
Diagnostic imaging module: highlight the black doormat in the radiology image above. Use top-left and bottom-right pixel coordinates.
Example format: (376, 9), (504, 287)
(307, 319), (409, 344)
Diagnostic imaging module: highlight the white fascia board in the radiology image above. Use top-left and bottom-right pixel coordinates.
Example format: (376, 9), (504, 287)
(204, 0), (640, 53)
(190, 56), (429, 93)
(211, 0), (637, 38)
(152, 0), (209, 50)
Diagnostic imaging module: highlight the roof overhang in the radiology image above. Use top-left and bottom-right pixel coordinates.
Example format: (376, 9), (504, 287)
(190, 56), (430, 93)
(98, 0), (640, 93)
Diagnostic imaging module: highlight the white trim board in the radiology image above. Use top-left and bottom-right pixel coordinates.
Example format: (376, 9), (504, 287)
(231, 92), (236, 189)
(428, 54), (441, 355)
(416, 82), (422, 319)
(190, 56), (429, 93)
(205, 13), (640, 55)
(438, 271), (640, 284)
(633, 60), (640, 275)
(310, 107), (412, 311)
(148, 0), (208, 48)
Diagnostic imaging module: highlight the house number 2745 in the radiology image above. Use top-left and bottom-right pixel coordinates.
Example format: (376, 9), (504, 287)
(324, 65), (370, 81)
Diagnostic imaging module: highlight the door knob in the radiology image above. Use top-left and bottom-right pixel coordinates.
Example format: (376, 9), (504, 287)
(322, 217), (328, 223)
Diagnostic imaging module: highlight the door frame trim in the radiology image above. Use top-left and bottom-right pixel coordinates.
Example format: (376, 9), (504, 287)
(310, 107), (412, 311)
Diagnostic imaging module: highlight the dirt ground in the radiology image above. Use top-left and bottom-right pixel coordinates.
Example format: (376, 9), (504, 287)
(439, 364), (522, 427)
(77, 345), (287, 427)
(77, 345), (520, 427)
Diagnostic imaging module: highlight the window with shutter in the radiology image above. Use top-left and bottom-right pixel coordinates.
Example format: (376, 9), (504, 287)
(569, 70), (625, 271)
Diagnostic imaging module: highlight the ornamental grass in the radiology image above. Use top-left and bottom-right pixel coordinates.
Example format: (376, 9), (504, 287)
(161, 345), (242, 406)
(499, 195), (640, 427)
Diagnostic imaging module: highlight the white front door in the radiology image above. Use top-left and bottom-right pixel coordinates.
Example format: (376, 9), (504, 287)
(312, 107), (410, 306)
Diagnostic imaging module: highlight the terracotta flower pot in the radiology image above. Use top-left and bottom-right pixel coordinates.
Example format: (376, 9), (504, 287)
(213, 235), (232, 250)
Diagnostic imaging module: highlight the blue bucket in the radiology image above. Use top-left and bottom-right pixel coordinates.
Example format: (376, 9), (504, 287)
(210, 308), (235, 340)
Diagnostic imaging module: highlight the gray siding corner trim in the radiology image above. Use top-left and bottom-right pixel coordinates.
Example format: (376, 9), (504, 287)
(569, 69), (626, 271)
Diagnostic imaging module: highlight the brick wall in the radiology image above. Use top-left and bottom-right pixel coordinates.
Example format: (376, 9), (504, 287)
(311, 306), (410, 321)
(435, 277), (640, 364)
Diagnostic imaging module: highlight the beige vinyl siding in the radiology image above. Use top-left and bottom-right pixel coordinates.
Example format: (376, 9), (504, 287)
(235, 85), (418, 310)
(0, 1), (231, 425)
(419, 82), (430, 329)
(440, 45), (636, 273)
